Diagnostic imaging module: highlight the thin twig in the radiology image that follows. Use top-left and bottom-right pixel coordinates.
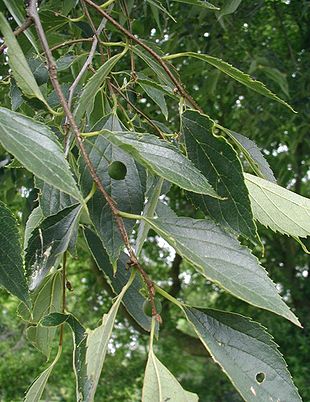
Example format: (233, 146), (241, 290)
(0, 17), (33, 54)
(110, 81), (165, 138)
(50, 37), (93, 52)
(64, 16), (108, 155)
(83, 0), (202, 112)
(27, 0), (158, 319)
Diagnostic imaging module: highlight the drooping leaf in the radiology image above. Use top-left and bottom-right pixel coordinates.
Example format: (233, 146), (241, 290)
(0, 108), (82, 202)
(74, 51), (126, 124)
(3, 0), (39, 52)
(144, 216), (300, 326)
(245, 173), (310, 238)
(138, 81), (169, 119)
(223, 128), (276, 182)
(84, 227), (151, 332)
(84, 282), (129, 402)
(164, 52), (295, 112)
(40, 311), (89, 400)
(217, 0), (242, 18)
(25, 204), (82, 290)
(24, 206), (43, 251)
(136, 176), (164, 256)
(182, 110), (257, 242)
(35, 178), (77, 217)
(170, 0), (219, 9)
(184, 307), (301, 402)
(98, 129), (220, 197)
(0, 13), (47, 105)
(24, 347), (61, 402)
(26, 272), (62, 358)
(0, 201), (30, 305)
(146, 0), (177, 22)
(79, 114), (146, 267)
(142, 349), (199, 402)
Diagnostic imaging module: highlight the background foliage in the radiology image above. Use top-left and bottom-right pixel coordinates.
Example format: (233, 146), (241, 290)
(0, 0), (309, 401)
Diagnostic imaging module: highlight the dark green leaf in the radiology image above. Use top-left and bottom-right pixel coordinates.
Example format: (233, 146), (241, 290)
(184, 307), (301, 402)
(36, 178), (77, 217)
(0, 201), (30, 305)
(224, 128), (276, 182)
(79, 114), (146, 267)
(182, 110), (257, 242)
(170, 0), (219, 9)
(84, 227), (151, 332)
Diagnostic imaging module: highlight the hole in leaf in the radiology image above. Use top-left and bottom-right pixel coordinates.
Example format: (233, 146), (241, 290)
(256, 372), (266, 384)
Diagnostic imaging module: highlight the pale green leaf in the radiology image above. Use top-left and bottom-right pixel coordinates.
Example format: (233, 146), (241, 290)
(164, 52), (295, 112)
(0, 108), (82, 202)
(145, 216), (300, 326)
(184, 307), (301, 402)
(245, 173), (310, 238)
(98, 129), (220, 197)
(74, 52), (126, 124)
(26, 272), (62, 358)
(24, 206), (43, 251)
(0, 201), (30, 306)
(142, 350), (198, 401)
(182, 110), (257, 242)
(85, 283), (129, 401)
(24, 347), (61, 402)
(0, 13), (46, 104)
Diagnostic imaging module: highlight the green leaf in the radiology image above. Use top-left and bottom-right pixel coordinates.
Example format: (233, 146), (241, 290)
(3, 0), (39, 52)
(217, 0), (242, 18)
(245, 173), (310, 238)
(74, 51), (126, 124)
(26, 272), (62, 358)
(98, 129), (220, 198)
(223, 128), (276, 183)
(35, 178), (77, 217)
(79, 114), (146, 267)
(170, 0), (219, 10)
(144, 216), (300, 326)
(136, 176), (164, 256)
(146, 0), (177, 22)
(139, 81), (169, 119)
(164, 52), (295, 112)
(24, 347), (61, 402)
(0, 13), (47, 105)
(182, 110), (257, 242)
(184, 307), (301, 402)
(0, 201), (30, 305)
(24, 206), (43, 250)
(41, 312), (89, 401)
(84, 227), (152, 332)
(0, 108), (82, 202)
(142, 343), (198, 401)
(85, 282), (130, 402)
(25, 204), (82, 290)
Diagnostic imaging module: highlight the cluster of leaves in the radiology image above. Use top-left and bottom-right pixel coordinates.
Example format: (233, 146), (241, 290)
(0, 0), (309, 401)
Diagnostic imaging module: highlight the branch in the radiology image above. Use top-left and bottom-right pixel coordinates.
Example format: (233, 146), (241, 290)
(0, 17), (33, 54)
(27, 0), (159, 319)
(169, 254), (182, 298)
(83, 0), (202, 112)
